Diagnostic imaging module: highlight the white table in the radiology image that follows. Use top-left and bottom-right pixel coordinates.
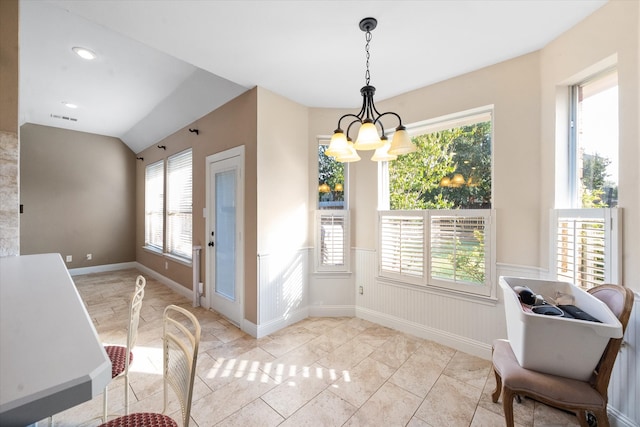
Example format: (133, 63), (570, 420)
(0, 253), (111, 426)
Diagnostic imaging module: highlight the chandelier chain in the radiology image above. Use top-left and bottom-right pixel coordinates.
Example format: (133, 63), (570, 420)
(364, 30), (372, 85)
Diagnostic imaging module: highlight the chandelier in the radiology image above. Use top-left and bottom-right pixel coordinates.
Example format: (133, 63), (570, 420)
(326, 17), (416, 163)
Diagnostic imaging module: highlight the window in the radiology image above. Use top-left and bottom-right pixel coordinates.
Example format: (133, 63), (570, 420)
(318, 144), (346, 210)
(553, 69), (620, 289)
(144, 160), (164, 251)
(378, 108), (494, 297)
(379, 209), (493, 297)
(569, 70), (618, 208)
(166, 149), (192, 260)
(552, 208), (620, 290)
(315, 141), (349, 272)
(383, 108), (492, 210)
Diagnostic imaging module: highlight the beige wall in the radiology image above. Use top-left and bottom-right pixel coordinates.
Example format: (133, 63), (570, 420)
(256, 87), (310, 254)
(135, 89), (259, 321)
(540, 0), (640, 291)
(0, 0), (20, 256)
(309, 52), (542, 267)
(0, 0), (18, 134)
(20, 124), (136, 266)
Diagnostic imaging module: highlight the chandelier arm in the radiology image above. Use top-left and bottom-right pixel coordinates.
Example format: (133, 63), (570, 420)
(345, 118), (363, 140)
(375, 120), (386, 137)
(357, 93), (368, 120)
(375, 111), (404, 129)
(336, 113), (363, 131)
(366, 98), (377, 121)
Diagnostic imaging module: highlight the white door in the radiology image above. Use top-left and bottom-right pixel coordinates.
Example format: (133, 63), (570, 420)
(206, 147), (244, 327)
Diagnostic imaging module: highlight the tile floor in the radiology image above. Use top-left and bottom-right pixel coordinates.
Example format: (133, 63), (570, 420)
(49, 269), (581, 427)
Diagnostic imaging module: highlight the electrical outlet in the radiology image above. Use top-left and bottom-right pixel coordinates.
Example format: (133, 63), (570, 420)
(165, 261), (169, 270)
(359, 285), (364, 295)
(86, 253), (92, 260)
(66, 255), (72, 263)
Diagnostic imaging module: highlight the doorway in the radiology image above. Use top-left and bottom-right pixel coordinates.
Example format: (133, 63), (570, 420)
(205, 146), (244, 327)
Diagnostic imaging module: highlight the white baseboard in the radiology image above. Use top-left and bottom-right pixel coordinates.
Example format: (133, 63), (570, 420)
(308, 304), (355, 318)
(135, 262), (193, 301)
(608, 406), (638, 427)
(68, 261), (193, 303)
(252, 306), (309, 338)
(68, 261), (137, 276)
(356, 306), (492, 360)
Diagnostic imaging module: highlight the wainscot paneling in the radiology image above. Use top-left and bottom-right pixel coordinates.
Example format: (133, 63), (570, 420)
(353, 249), (525, 360)
(256, 249), (309, 338)
(608, 294), (639, 427)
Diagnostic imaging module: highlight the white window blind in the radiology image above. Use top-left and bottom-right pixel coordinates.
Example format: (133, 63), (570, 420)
(379, 213), (425, 281)
(315, 210), (349, 272)
(379, 209), (493, 296)
(144, 160), (164, 251)
(166, 149), (192, 260)
(553, 208), (620, 289)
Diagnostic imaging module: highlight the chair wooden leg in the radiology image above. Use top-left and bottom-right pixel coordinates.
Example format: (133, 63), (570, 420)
(591, 409), (609, 427)
(491, 368), (502, 403)
(576, 410), (590, 427)
(501, 387), (517, 427)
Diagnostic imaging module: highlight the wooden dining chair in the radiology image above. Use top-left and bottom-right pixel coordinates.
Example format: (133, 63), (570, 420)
(98, 304), (201, 427)
(491, 284), (634, 427)
(102, 275), (146, 421)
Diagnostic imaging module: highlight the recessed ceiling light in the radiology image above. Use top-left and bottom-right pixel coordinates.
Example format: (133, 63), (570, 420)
(72, 46), (97, 60)
(62, 102), (78, 109)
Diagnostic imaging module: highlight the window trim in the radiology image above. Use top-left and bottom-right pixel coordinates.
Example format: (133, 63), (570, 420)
(166, 148), (193, 262)
(144, 160), (164, 252)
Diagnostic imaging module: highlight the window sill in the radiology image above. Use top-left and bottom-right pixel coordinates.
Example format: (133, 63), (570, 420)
(164, 253), (192, 268)
(313, 270), (353, 279)
(143, 245), (163, 256)
(142, 246), (192, 268)
(376, 276), (498, 306)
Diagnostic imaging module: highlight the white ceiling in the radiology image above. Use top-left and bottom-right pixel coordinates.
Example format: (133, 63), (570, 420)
(19, 0), (608, 154)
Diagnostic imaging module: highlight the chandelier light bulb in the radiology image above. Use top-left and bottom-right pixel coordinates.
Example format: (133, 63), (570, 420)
(354, 120), (384, 150)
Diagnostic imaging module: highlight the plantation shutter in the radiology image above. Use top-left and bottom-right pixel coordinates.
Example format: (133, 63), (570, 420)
(316, 211), (348, 271)
(379, 213), (424, 279)
(144, 160), (164, 250)
(167, 149), (192, 259)
(553, 208), (620, 289)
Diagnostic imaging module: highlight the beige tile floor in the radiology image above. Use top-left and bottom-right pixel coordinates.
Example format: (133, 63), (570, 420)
(48, 269), (581, 427)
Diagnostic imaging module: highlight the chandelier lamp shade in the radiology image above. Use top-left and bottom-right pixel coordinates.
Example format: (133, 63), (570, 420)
(326, 17), (416, 163)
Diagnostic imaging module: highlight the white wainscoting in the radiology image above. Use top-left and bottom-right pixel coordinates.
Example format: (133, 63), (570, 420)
(608, 294), (639, 427)
(353, 249), (543, 360)
(256, 249), (310, 338)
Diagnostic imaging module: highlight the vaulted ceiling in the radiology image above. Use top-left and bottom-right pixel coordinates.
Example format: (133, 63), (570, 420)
(19, 0), (607, 153)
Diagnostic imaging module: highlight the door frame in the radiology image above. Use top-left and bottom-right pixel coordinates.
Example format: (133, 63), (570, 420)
(204, 145), (245, 327)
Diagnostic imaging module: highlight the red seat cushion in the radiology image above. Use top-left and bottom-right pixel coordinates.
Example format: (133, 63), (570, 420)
(99, 412), (178, 427)
(104, 345), (133, 379)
